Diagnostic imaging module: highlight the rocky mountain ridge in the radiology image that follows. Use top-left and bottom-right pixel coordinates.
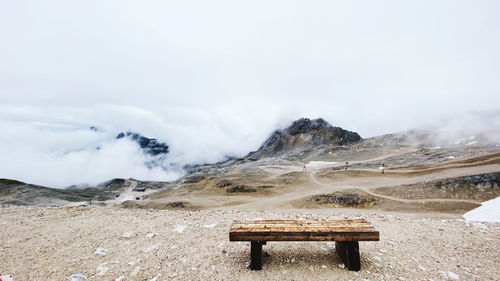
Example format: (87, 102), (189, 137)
(1, 116), (499, 208)
(116, 131), (169, 156)
(247, 118), (362, 158)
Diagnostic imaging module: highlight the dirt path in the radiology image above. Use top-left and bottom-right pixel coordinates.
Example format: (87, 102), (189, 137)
(248, 151), (498, 208)
(308, 165), (490, 204)
(140, 151), (498, 211)
(103, 180), (158, 206)
(257, 147), (420, 177)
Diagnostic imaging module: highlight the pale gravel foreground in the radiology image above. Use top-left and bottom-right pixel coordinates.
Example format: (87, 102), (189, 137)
(1, 206), (499, 281)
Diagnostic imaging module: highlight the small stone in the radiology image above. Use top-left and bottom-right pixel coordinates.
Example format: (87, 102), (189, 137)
(115, 276), (125, 281)
(338, 263), (345, 269)
(172, 225), (186, 233)
(96, 264), (109, 276)
(321, 265), (327, 269)
(309, 265), (315, 271)
(131, 266), (141, 276)
(448, 271), (459, 280)
(291, 257), (296, 264)
(122, 232), (133, 238)
(68, 274), (87, 281)
(94, 248), (107, 256)
(146, 232), (158, 238)
(0, 275), (13, 281)
(142, 244), (159, 253)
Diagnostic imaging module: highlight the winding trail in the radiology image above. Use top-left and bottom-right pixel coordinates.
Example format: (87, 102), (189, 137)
(308, 166), (482, 205)
(104, 179), (158, 206)
(146, 147), (499, 210)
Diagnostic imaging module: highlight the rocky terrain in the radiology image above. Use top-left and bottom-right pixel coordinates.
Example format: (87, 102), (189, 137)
(1, 117), (500, 280)
(374, 172), (500, 201)
(1, 117), (499, 214)
(116, 118), (500, 214)
(247, 118), (362, 158)
(115, 131), (169, 156)
(0, 178), (169, 207)
(1, 206), (499, 280)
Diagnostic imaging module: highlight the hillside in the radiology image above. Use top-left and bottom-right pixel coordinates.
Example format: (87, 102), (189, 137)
(1, 117), (499, 214)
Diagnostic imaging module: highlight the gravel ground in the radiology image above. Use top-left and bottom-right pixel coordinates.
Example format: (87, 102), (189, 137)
(0, 205), (499, 281)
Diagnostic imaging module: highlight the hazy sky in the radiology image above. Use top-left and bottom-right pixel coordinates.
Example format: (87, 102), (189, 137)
(1, 1), (499, 186)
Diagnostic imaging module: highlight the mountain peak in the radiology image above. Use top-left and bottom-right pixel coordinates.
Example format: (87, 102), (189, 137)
(116, 131), (169, 156)
(250, 118), (361, 158)
(285, 118), (331, 135)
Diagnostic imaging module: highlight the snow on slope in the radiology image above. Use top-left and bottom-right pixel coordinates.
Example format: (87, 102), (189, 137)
(306, 161), (338, 169)
(463, 197), (500, 223)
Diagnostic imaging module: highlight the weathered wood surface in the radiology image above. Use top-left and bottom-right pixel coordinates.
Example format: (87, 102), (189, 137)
(229, 219), (379, 242)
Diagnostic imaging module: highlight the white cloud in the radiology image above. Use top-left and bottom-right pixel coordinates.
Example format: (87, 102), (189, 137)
(0, 115), (182, 187)
(0, 1), (499, 186)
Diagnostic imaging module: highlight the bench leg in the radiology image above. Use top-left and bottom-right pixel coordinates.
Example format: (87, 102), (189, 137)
(250, 241), (265, 270)
(335, 241), (360, 271)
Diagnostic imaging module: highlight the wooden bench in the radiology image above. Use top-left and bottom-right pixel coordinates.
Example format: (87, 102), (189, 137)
(229, 219), (379, 271)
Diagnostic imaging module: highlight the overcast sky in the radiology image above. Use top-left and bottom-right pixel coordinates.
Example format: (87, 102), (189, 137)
(1, 1), (499, 186)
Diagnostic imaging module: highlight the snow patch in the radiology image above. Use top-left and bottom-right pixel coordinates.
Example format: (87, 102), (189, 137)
(121, 195), (137, 202)
(306, 161), (338, 168)
(463, 197), (500, 222)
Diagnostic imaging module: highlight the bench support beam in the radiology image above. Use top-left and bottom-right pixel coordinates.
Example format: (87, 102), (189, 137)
(335, 241), (360, 271)
(250, 241), (265, 270)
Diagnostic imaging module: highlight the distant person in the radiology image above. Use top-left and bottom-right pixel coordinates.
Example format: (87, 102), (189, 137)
(379, 162), (385, 174)
(303, 165), (306, 173)
(344, 161), (348, 170)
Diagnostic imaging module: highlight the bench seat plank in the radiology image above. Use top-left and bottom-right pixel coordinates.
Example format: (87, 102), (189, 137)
(229, 219), (379, 242)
